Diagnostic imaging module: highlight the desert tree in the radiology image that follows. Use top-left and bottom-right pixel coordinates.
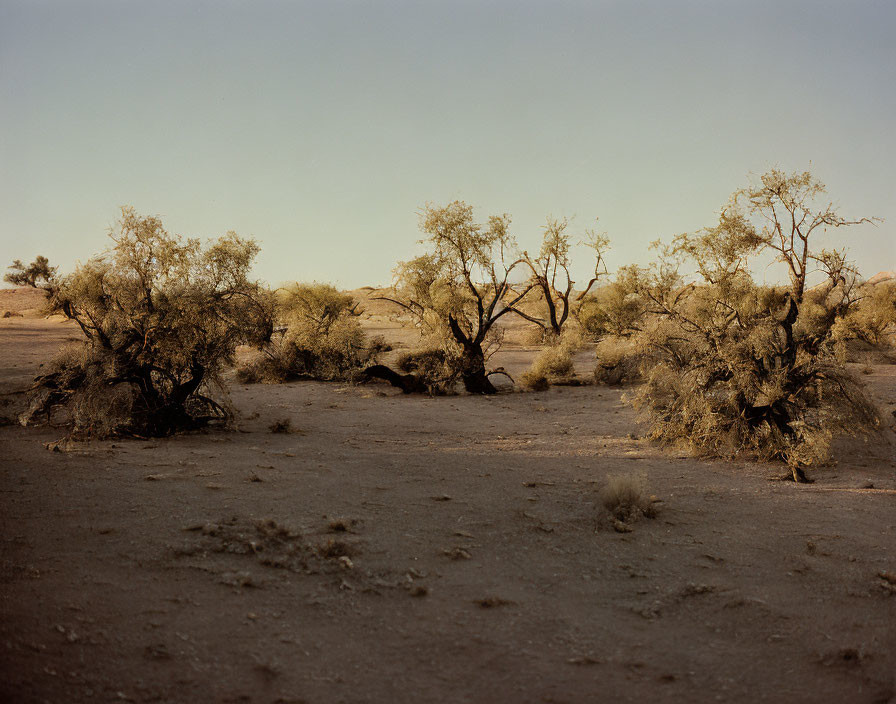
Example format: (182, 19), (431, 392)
(576, 264), (648, 340)
(375, 201), (536, 394)
(25, 207), (274, 437)
(633, 170), (880, 480)
(4, 255), (58, 289)
(512, 217), (610, 339)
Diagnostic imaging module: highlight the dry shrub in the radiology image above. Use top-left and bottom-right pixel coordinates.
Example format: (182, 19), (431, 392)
(240, 283), (384, 383)
(593, 336), (645, 385)
(520, 323), (553, 346)
(24, 209), (272, 438)
(632, 171), (882, 475)
(635, 280), (881, 468)
(600, 474), (656, 522)
(25, 344), (140, 437)
(831, 280), (896, 359)
(394, 347), (465, 393)
(269, 418), (292, 433)
(520, 333), (578, 390)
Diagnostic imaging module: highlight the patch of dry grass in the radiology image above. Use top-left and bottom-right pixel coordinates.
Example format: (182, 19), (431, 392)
(600, 473), (657, 523)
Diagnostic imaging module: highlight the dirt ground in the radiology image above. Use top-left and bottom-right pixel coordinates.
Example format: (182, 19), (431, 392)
(1, 287), (895, 703)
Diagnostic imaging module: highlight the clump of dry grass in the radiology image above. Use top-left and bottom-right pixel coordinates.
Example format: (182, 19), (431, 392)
(600, 473), (657, 523)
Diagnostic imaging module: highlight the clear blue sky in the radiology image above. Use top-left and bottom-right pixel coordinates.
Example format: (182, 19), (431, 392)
(1, 0), (894, 287)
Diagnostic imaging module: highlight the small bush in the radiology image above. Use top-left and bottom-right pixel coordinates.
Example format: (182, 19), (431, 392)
(520, 333), (578, 390)
(519, 371), (550, 392)
(600, 474), (656, 522)
(240, 283), (384, 383)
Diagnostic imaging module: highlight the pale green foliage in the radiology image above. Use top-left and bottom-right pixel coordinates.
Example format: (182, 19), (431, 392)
(26, 207), (273, 437)
(633, 171), (880, 471)
(393, 254), (468, 344)
(4, 255), (57, 289)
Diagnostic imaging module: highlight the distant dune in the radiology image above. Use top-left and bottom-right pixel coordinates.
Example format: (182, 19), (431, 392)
(867, 270), (895, 285)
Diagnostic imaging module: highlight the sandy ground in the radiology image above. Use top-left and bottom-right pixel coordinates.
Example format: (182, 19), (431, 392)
(1, 288), (895, 703)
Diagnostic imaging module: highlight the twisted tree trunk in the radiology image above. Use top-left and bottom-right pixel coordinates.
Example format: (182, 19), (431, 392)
(448, 315), (496, 394)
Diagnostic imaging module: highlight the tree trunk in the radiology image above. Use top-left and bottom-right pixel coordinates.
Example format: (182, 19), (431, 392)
(362, 364), (428, 394)
(448, 315), (497, 394)
(460, 350), (497, 394)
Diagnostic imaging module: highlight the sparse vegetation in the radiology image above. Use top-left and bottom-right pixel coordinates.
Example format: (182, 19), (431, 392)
(6, 171), (890, 473)
(23, 208), (273, 437)
(520, 332), (578, 390)
(514, 218), (610, 340)
(239, 283), (384, 383)
(600, 473), (657, 523)
(632, 170), (881, 479)
(374, 201), (539, 394)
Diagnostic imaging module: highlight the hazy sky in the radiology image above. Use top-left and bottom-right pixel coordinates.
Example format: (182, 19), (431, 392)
(1, 0), (894, 288)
